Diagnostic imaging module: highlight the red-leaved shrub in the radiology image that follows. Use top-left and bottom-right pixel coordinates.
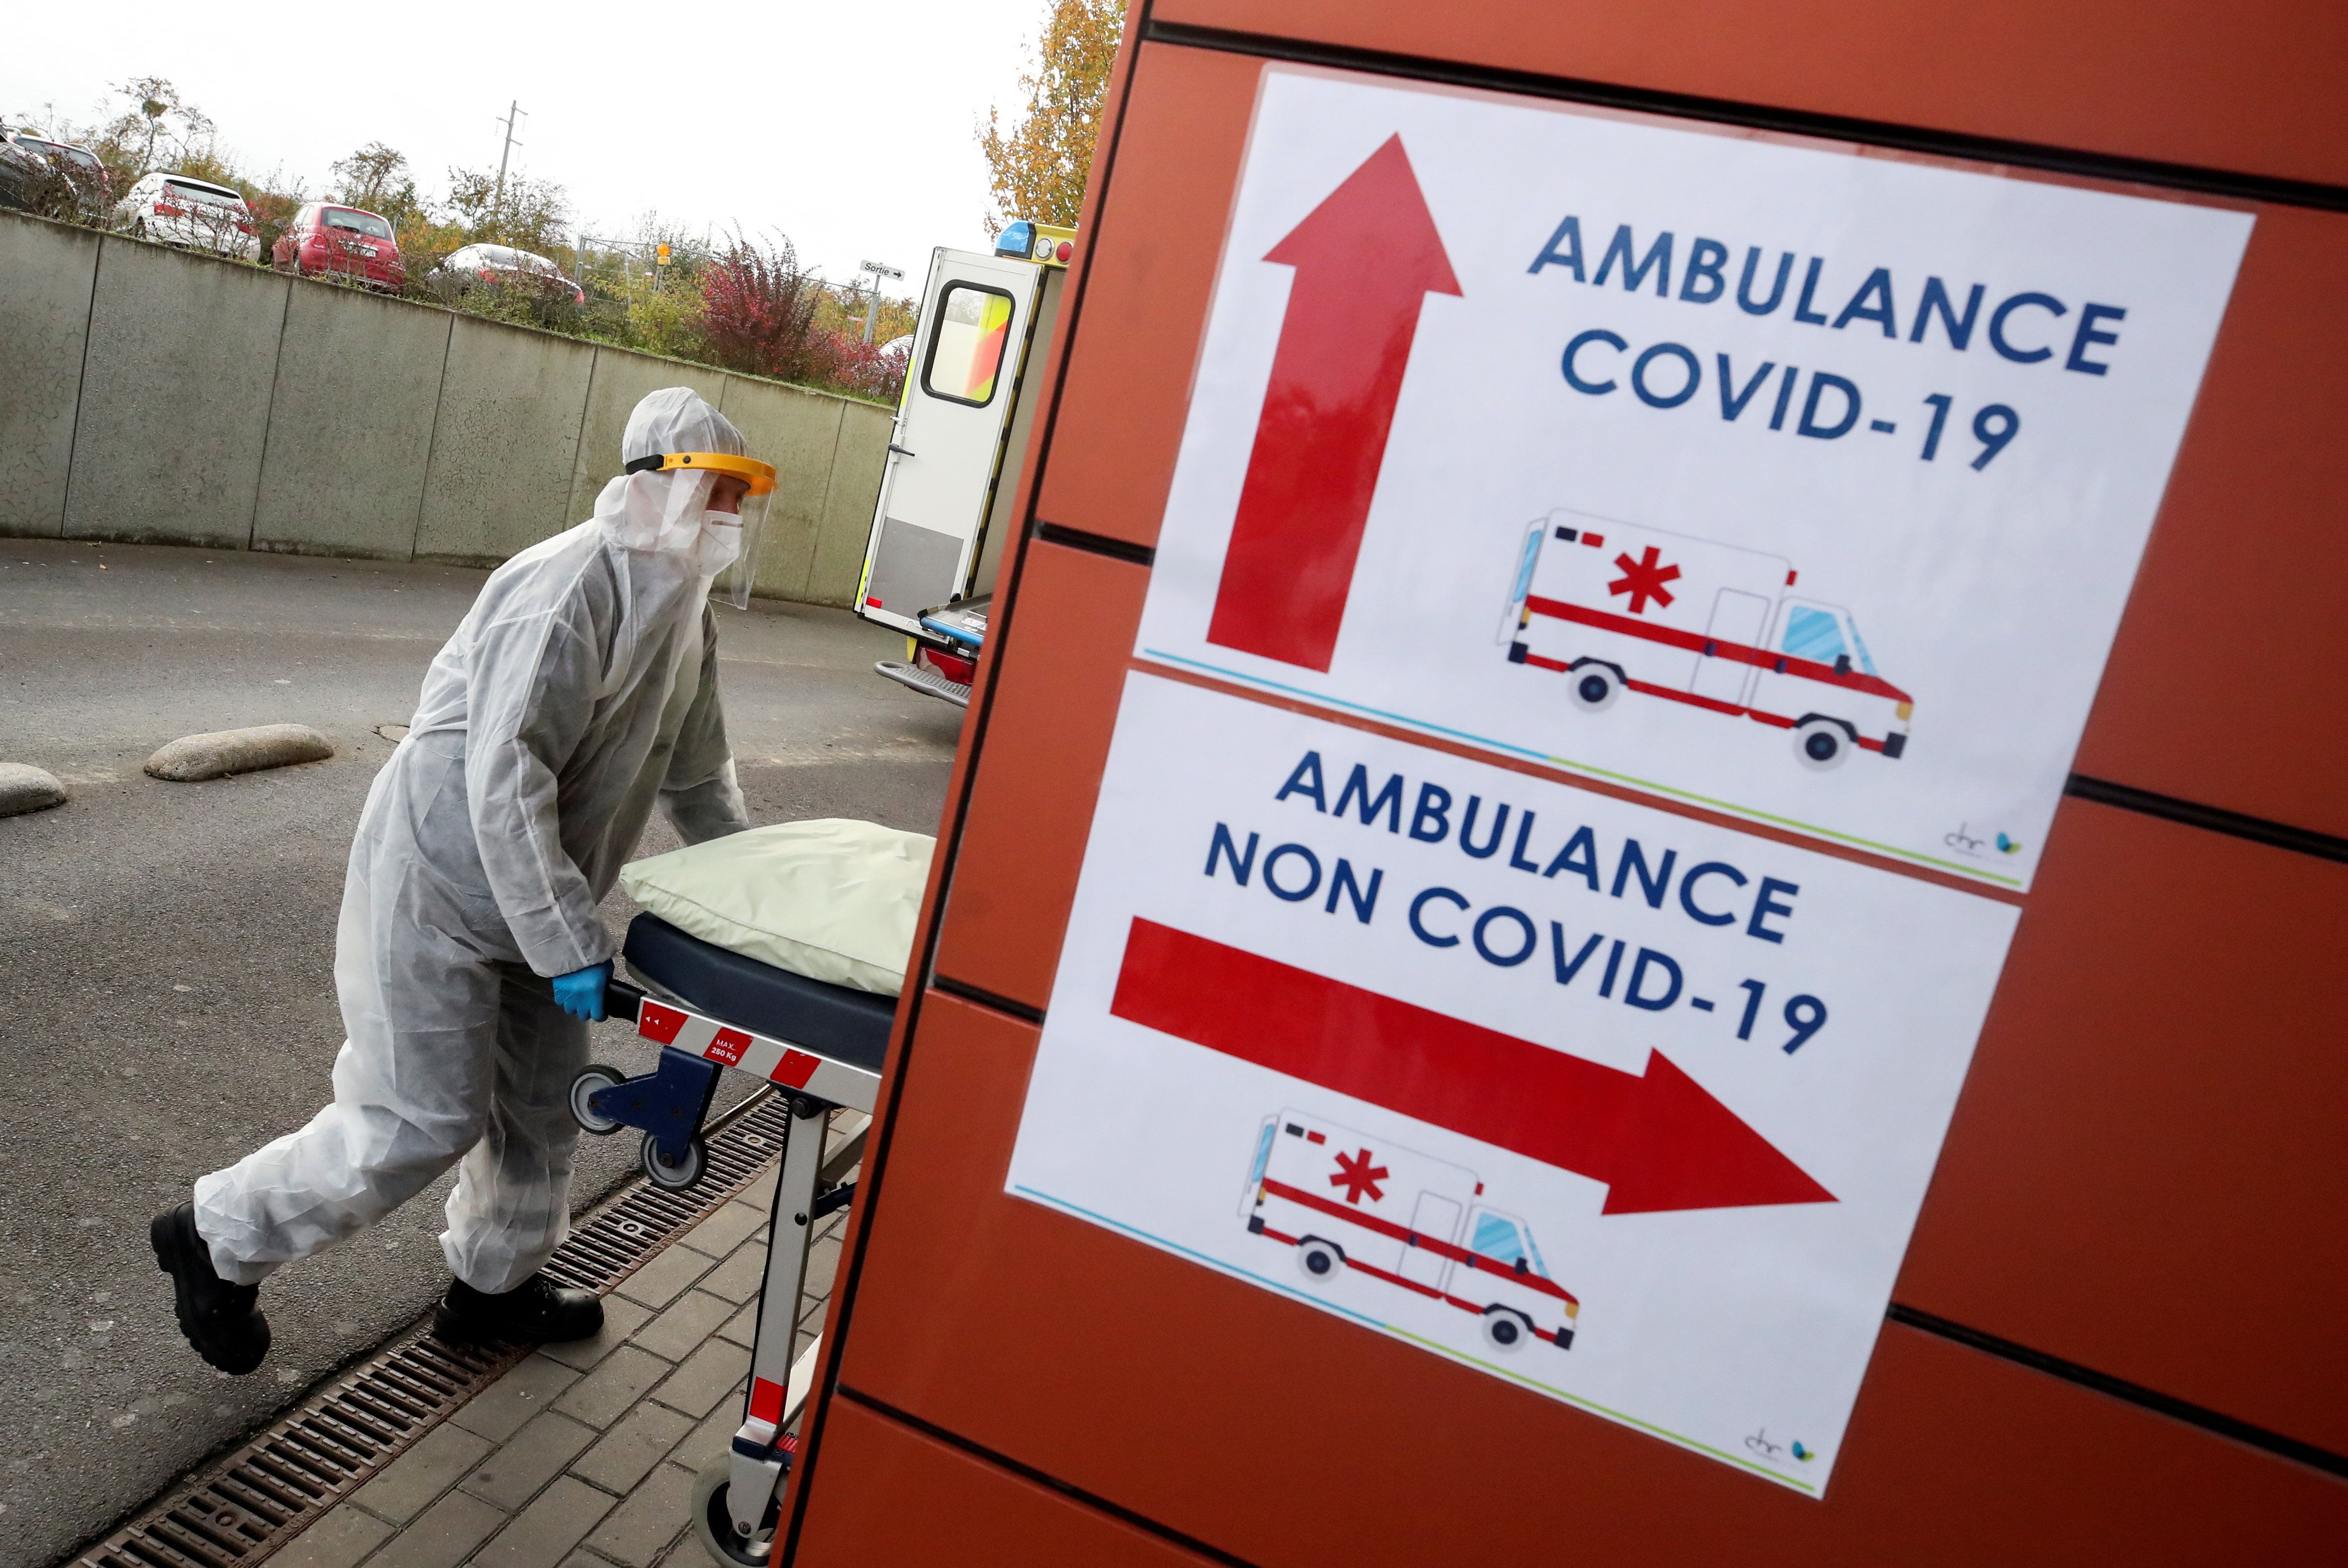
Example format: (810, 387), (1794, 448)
(698, 233), (828, 384)
(822, 332), (910, 403)
(696, 231), (910, 403)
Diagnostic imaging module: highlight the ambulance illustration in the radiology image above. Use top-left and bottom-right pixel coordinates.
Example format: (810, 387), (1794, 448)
(1242, 1110), (1579, 1353)
(1500, 507), (1914, 768)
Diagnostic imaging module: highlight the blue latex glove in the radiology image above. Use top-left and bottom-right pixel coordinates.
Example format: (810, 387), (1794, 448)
(551, 961), (611, 1022)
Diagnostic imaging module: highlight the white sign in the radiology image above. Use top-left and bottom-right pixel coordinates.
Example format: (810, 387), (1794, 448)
(1137, 67), (2251, 890)
(1007, 66), (2250, 1495)
(1010, 676), (2018, 1494)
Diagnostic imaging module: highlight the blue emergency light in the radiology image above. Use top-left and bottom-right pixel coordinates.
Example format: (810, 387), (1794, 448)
(994, 220), (1037, 260)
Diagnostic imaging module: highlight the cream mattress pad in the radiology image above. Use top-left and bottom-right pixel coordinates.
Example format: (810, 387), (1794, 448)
(619, 818), (935, 996)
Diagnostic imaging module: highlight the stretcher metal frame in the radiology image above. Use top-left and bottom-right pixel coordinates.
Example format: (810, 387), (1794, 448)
(568, 974), (883, 1556)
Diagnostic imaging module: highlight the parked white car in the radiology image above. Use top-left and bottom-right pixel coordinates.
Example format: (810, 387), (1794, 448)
(112, 172), (259, 261)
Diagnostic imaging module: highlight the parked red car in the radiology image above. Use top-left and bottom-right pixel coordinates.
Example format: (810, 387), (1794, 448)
(273, 203), (404, 291)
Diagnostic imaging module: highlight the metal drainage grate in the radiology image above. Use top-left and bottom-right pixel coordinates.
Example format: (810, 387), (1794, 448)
(76, 1089), (797, 1568)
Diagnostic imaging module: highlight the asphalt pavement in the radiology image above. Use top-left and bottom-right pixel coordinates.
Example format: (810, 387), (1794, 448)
(0, 539), (962, 1568)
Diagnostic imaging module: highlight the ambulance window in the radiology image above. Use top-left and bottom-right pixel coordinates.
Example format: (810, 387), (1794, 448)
(1846, 619), (1878, 676)
(1470, 1212), (1527, 1267)
(1781, 605), (1847, 665)
(921, 283), (1015, 407)
(1247, 1121), (1277, 1190)
(1510, 524), (1541, 604)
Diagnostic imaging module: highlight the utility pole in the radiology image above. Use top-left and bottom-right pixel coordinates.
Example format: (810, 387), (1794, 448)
(858, 259), (904, 343)
(491, 100), (526, 237)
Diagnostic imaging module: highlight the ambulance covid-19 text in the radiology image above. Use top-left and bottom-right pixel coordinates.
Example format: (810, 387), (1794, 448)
(1530, 216), (2132, 469)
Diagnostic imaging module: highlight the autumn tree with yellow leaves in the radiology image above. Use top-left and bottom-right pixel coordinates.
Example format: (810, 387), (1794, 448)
(978, 0), (1125, 235)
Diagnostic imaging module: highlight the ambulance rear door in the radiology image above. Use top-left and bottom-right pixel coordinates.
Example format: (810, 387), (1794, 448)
(857, 248), (1042, 637)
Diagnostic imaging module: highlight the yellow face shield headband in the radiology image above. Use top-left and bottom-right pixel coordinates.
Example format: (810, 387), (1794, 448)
(622, 451), (777, 495)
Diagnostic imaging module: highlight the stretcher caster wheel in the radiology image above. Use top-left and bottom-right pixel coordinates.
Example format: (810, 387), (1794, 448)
(569, 1065), (627, 1135)
(693, 1461), (779, 1567)
(643, 1132), (707, 1191)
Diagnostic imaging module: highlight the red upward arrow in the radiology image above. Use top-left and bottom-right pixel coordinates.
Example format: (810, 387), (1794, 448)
(1110, 919), (1835, 1214)
(1205, 136), (1461, 673)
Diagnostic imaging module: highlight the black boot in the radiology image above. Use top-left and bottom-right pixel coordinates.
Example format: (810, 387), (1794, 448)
(151, 1202), (270, 1375)
(434, 1272), (604, 1346)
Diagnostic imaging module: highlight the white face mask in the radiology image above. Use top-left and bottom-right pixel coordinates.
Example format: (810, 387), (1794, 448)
(693, 509), (743, 577)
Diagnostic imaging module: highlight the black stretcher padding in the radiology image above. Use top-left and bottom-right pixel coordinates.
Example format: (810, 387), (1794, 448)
(621, 913), (895, 1076)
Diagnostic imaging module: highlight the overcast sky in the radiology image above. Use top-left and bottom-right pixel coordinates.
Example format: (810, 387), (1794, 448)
(0, 0), (1047, 289)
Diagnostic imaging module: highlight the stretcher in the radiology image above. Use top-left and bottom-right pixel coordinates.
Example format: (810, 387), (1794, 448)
(565, 911), (891, 1565)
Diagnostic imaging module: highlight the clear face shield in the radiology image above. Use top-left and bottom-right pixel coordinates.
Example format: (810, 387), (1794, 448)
(622, 450), (778, 609)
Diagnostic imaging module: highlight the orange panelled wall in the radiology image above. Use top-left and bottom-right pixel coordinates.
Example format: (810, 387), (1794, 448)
(929, 542), (1149, 1002)
(1034, 47), (1257, 553)
(1151, 0), (2348, 189)
(792, 1398), (1216, 1567)
(788, 6), (2347, 1562)
(1896, 802), (2348, 1456)
(2067, 198), (2348, 837)
(806, 998), (2348, 1564)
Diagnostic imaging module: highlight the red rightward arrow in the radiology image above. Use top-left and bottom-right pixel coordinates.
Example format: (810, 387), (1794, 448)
(1205, 135), (1461, 673)
(1110, 919), (1835, 1214)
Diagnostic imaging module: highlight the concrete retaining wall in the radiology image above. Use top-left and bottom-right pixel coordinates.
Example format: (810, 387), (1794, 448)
(254, 285), (452, 559)
(65, 239), (291, 549)
(414, 316), (599, 564)
(0, 209), (890, 605)
(0, 216), (99, 539)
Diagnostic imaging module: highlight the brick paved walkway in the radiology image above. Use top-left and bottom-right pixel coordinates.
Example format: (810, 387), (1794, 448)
(270, 1162), (844, 1568)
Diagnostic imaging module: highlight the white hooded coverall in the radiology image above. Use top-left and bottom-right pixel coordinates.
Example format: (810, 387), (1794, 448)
(195, 388), (754, 1292)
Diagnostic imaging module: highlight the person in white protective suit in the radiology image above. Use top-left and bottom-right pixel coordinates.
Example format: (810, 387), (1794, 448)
(151, 387), (775, 1373)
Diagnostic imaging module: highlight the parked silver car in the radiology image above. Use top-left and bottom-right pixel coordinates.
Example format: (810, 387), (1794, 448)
(111, 172), (260, 261)
(0, 130), (111, 222)
(434, 241), (585, 304)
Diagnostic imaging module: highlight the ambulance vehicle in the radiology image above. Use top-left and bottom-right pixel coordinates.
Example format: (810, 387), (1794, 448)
(1500, 507), (1914, 768)
(856, 219), (1076, 708)
(1242, 1109), (1579, 1353)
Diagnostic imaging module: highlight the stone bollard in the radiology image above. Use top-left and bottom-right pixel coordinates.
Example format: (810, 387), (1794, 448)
(0, 763), (68, 817)
(145, 724), (335, 783)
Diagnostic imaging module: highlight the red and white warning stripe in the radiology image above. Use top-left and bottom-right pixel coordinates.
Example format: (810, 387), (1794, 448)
(635, 999), (882, 1114)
